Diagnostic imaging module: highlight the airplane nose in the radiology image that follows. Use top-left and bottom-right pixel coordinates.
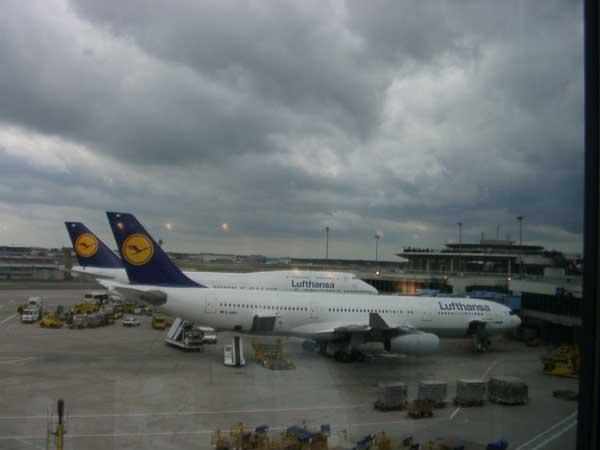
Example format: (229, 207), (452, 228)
(513, 315), (522, 327)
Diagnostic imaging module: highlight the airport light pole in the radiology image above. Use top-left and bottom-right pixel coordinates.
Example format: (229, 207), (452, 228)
(457, 222), (463, 274)
(517, 216), (524, 278)
(374, 232), (381, 262)
(325, 226), (330, 262)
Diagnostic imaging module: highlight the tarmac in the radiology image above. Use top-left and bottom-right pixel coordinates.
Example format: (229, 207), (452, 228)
(0, 288), (579, 450)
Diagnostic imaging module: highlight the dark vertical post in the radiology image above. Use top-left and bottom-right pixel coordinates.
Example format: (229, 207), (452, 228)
(457, 222), (463, 273)
(517, 216), (524, 278)
(325, 226), (330, 261)
(578, 1), (599, 448)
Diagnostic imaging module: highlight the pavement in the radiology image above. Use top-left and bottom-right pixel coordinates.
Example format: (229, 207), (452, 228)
(0, 289), (579, 450)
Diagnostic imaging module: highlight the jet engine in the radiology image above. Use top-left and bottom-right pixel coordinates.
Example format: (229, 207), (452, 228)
(387, 333), (439, 355)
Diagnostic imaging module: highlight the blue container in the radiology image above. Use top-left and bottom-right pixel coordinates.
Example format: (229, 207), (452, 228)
(486, 439), (508, 450)
(255, 425), (269, 434)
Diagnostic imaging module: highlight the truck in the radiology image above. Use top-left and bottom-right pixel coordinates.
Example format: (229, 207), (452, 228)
(164, 318), (205, 351)
(20, 297), (44, 323)
(83, 290), (110, 305)
(196, 326), (217, 344)
(152, 315), (173, 330)
(21, 306), (42, 323)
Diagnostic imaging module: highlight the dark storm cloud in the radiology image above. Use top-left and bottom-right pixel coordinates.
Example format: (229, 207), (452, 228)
(0, 0), (584, 256)
(69, 0), (384, 137)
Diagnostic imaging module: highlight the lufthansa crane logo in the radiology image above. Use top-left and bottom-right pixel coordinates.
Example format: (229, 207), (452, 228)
(74, 234), (99, 258)
(122, 234), (154, 266)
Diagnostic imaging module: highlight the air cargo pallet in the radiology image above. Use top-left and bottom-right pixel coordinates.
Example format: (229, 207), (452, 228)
(373, 400), (407, 411)
(453, 399), (484, 407)
(488, 397), (527, 406)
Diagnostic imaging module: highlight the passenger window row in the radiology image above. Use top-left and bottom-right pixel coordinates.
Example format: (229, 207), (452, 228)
(439, 311), (484, 316)
(219, 303), (308, 311)
(328, 308), (415, 314)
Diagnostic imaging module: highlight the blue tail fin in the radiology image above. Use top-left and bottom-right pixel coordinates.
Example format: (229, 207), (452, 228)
(106, 212), (204, 287)
(65, 222), (123, 269)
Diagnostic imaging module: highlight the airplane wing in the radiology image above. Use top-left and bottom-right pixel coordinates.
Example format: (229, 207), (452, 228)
(291, 313), (418, 340)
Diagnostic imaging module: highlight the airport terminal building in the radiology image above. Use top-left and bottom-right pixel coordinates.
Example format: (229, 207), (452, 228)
(397, 238), (577, 277)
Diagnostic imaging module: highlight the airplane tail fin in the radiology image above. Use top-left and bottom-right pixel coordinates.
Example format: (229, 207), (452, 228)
(65, 222), (123, 268)
(105, 212), (205, 287)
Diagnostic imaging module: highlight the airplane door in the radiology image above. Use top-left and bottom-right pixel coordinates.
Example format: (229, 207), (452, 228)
(309, 302), (320, 319)
(205, 294), (218, 314)
(422, 311), (433, 322)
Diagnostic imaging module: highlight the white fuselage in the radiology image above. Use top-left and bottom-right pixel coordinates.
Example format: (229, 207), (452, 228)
(71, 266), (378, 294)
(143, 287), (520, 340)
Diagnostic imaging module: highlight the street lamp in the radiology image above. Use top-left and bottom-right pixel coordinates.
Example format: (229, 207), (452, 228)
(517, 216), (524, 278)
(325, 226), (330, 262)
(457, 222), (463, 273)
(374, 232), (382, 262)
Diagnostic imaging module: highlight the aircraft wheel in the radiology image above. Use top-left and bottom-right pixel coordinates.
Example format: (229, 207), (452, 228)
(318, 342), (328, 355)
(302, 340), (317, 352)
(350, 350), (366, 362)
(334, 351), (353, 363)
(384, 338), (391, 352)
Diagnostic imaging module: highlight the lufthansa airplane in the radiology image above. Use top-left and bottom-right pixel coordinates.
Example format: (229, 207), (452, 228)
(103, 212), (521, 361)
(65, 222), (377, 295)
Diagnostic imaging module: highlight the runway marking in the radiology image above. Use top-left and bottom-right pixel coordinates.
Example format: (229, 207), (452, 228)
(481, 359), (498, 378)
(0, 357), (36, 365)
(513, 411), (577, 450)
(14, 437), (46, 450)
(528, 420), (577, 450)
(449, 407), (461, 420)
(0, 313), (17, 326)
(0, 403), (371, 420)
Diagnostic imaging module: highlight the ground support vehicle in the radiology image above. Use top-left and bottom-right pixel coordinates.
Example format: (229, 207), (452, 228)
(21, 307), (42, 323)
(224, 336), (245, 366)
(40, 314), (64, 329)
(18, 297), (44, 317)
(165, 318), (204, 350)
(69, 302), (99, 315)
(152, 315), (171, 330)
(123, 317), (141, 327)
(543, 345), (579, 378)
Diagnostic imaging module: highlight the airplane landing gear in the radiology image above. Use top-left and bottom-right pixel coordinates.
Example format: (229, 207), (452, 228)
(350, 350), (366, 362)
(333, 349), (366, 363)
(473, 334), (491, 353)
(302, 340), (318, 352)
(318, 341), (328, 355)
(384, 338), (391, 352)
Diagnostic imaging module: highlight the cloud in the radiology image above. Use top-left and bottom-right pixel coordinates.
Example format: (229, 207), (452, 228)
(0, 0), (584, 257)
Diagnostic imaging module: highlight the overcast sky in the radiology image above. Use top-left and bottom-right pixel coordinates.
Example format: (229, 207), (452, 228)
(0, 0), (584, 259)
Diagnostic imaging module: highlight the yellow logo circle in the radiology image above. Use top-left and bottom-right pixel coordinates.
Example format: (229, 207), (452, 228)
(74, 234), (99, 258)
(122, 234), (154, 266)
